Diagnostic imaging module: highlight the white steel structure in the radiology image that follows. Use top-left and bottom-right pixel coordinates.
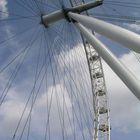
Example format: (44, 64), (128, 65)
(83, 39), (110, 140)
(69, 1), (110, 140)
(70, 1), (110, 140)
(41, 0), (140, 140)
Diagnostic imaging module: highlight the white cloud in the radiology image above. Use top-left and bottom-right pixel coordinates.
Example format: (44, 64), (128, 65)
(31, 84), (73, 137)
(102, 52), (140, 133)
(0, 91), (30, 139)
(123, 23), (140, 32)
(37, 84), (72, 109)
(0, 0), (8, 18)
(0, 35), (140, 139)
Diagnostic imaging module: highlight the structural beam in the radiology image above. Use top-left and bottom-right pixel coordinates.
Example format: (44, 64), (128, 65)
(68, 12), (140, 53)
(42, 0), (102, 26)
(74, 23), (140, 100)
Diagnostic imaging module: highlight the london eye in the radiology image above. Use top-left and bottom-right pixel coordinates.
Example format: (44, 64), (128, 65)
(0, 0), (140, 140)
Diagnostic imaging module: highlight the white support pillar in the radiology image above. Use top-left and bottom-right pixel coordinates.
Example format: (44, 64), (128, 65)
(74, 23), (140, 100)
(68, 12), (140, 53)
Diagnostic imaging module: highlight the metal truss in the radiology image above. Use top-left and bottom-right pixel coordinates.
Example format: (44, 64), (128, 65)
(69, 1), (110, 140)
(83, 38), (110, 140)
(70, 1), (110, 140)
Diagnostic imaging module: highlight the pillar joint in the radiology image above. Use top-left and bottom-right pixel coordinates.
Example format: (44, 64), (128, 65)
(41, 0), (103, 27)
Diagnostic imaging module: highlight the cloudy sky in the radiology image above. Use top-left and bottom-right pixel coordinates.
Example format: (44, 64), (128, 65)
(0, 0), (140, 140)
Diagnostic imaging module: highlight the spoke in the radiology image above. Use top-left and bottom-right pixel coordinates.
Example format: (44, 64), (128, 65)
(104, 2), (140, 9)
(0, 24), (39, 48)
(0, 10), (38, 18)
(14, 0), (40, 16)
(52, 33), (90, 140)
(11, 27), (42, 140)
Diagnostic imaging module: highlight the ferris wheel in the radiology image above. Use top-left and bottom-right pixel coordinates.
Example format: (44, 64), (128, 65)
(0, 0), (140, 140)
